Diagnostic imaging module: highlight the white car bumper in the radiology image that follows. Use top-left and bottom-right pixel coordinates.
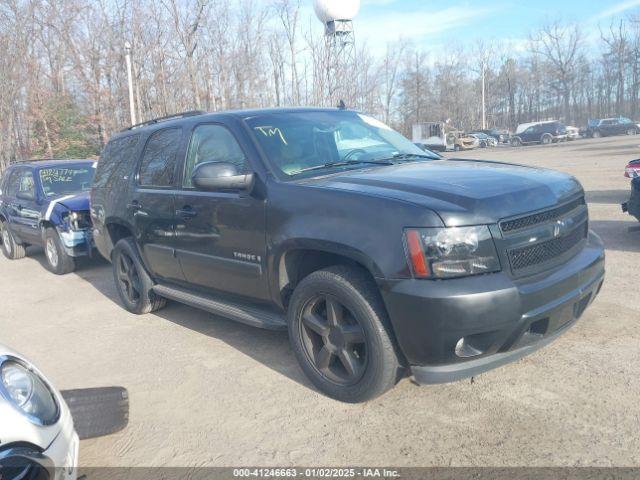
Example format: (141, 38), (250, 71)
(44, 418), (79, 480)
(0, 417), (78, 480)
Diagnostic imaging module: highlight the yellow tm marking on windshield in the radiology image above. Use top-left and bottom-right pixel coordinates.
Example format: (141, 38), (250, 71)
(255, 126), (288, 145)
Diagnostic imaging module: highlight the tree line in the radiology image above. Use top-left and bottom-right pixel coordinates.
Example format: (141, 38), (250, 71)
(1, 0), (639, 172)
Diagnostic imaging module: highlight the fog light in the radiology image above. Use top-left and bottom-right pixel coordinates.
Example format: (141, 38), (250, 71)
(455, 337), (484, 358)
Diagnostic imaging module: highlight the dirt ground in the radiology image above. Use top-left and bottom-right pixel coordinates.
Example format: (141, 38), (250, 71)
(1, 135), (639, 467)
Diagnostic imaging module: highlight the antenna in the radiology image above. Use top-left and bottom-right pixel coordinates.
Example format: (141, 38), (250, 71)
(313, 0), (360, 106)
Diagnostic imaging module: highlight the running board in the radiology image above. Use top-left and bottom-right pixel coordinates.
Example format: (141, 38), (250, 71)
(152, 284), (287, 331)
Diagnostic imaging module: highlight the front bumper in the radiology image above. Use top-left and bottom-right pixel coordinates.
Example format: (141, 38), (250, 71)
(622, 177), (640, 221)
(0, 430), (78, 480)
(379, 231), (605, 384)
(58, 229), (94, 258)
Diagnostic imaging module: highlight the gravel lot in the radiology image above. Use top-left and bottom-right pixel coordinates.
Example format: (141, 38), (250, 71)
(1, 135), (639, 467)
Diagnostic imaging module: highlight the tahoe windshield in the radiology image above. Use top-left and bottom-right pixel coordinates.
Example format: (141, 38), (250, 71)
(38, 164), (95, 197)
(245, 111), (440, 177)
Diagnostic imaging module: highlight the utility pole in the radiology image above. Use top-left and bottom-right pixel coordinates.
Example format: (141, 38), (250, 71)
(481, 60), (486, 130)
(124, 41), (137, 126)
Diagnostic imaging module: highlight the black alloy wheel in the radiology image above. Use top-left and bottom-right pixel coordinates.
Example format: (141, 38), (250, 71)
(299, 294), (367, 386)
(111, 237), (167, 314)
(116, 249), (142, 304)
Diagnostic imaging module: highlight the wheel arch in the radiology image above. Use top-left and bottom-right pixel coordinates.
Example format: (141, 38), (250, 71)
(105, 220), (135, 254)
(273, 241), (384, 309)
(38, 219), (55, 232)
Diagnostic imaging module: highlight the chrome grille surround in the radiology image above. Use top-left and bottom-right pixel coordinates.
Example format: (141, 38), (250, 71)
(500, 197), (585, 233)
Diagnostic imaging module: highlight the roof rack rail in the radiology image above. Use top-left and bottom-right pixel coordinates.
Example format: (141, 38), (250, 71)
(122, 110), (206, 132)
(11, 158), (80, 164)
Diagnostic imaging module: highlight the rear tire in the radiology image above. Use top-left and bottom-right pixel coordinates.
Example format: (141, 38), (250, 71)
(288, 265), (401, 403)
(111, 237), (166, 314)
(44, 227), (76, 275)
(454, 144), (461, 151)
(1, 221), (26, 260)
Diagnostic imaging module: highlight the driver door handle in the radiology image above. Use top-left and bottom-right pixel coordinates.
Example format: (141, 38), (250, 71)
(127, 201), (142, 211)
(176, 206), (198, 219)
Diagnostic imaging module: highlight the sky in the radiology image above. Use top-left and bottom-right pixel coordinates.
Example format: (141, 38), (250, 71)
(303, 0), (640, 56)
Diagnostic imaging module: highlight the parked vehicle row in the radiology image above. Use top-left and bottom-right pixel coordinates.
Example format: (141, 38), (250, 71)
(0, 108), (605, 403)
(412, 116), (639, 152)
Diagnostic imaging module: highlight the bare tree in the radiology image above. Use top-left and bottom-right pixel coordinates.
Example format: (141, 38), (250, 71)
(530, 21), (584, 123)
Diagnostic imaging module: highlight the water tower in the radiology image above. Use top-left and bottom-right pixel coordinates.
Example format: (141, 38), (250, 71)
(313, 0), (361, 105)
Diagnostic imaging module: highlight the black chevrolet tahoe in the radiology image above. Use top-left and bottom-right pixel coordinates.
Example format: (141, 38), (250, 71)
(91, 108), (605, 403)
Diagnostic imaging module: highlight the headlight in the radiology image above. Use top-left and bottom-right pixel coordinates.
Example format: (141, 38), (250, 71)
(404, 226), (501, 279)
(61, 211), (81, 230)
(0, 358), (59, 425)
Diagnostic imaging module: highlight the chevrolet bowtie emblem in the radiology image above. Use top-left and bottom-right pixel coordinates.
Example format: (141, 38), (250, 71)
(554, 218), (573, 238)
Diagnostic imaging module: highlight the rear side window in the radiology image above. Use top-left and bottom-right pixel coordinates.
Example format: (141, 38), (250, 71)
(138, 128), (182, 187)
(4, 169), (23, 197)
(94, 134), (140, 189)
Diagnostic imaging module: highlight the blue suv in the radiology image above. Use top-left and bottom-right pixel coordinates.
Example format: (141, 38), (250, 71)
(0, 160), (96, 274)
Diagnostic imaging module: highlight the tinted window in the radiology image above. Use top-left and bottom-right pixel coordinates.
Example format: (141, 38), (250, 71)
(183, 124), (248, 188)
(16, 170), (35, 198)
(3, 169), (21, 197)
(138, 128), (182, 187)
(94, 135), (140, 189)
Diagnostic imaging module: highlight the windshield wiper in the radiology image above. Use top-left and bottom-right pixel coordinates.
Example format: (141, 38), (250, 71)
(292, 159), (394, 175)
(376, 153), (441, 162)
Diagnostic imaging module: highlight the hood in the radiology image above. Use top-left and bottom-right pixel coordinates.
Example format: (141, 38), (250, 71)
(50, 191), (90, 211)
(301, 159), (583, 226)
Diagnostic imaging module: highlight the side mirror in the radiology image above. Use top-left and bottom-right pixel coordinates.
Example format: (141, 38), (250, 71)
(191, 162), (254, 192)
(16, 191), (34, 202)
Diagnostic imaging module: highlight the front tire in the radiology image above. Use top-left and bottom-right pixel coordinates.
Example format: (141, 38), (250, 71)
(592, 130), (602, 138)
(44, 227), (76, 275)
(627, 128), (637, 136)
(288, 266), (401, 403)
(111, 237), (166, 314)
(1, 221), (26, 260)
(541, 134), (552, 145)
(511, 137), (522, 147)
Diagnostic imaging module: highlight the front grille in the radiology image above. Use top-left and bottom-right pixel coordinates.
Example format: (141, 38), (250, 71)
(500, 198), (585, 233)
(508, 223), (587, 271)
